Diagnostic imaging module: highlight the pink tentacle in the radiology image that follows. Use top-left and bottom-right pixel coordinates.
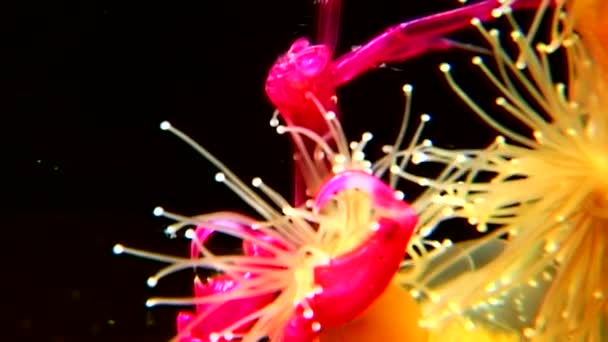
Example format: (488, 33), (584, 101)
(316, 0), (342, 56)
(331, 0), (550, 85)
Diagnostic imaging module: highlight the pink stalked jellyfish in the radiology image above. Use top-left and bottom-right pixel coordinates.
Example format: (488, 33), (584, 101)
(114, 120), (418, 342)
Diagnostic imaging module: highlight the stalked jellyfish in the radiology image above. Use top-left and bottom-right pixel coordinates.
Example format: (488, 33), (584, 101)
(395, 0), (607, 340)
(114, 117), (421, 341)
(112, 1), (555, 341)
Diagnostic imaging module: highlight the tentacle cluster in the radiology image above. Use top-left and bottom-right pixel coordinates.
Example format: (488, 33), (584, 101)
(396, 0), (608, 340)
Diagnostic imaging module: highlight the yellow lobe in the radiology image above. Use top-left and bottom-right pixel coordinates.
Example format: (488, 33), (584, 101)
(568, 0), (608, 75)
(319, 281), (428, 341)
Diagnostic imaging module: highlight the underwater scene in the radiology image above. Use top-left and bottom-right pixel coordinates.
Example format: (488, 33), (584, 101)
(6, 0), (606, 341)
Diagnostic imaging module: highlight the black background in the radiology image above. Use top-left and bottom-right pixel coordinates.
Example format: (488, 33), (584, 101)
(2, 0), (505, 341)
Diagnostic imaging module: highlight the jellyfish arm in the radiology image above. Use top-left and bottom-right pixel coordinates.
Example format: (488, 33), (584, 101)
(266, 0), (551, 203)
(330, 0), (549, 85)
(316, 0), (342, 56)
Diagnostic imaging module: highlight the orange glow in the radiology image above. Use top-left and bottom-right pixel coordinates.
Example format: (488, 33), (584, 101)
(568, 0), (608, 75)
(320, 281), (427, 341)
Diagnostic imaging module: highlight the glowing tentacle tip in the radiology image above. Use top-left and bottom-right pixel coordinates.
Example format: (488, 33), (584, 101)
(185, 229), (196, 239)
(215, 172), (226, 182)
(160, 121), (172, 130)
(303, 308), (314, 319)
(112, 244), (124, 255)
(402, 84), (413, 94)
(439, 63), (451, 73)
(165, 226), (177, 237)
(252, 177), (263, 187)
(269, 118), (279, 127)
(153, 206), (164, 216)
(147, 277), (158, 288)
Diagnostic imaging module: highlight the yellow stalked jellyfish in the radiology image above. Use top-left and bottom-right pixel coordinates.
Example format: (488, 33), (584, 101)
(395, 0), (607, 340)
